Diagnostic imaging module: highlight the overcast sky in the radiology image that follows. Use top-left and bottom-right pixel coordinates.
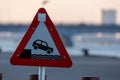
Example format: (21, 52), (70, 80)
(0, 0), (120, 24)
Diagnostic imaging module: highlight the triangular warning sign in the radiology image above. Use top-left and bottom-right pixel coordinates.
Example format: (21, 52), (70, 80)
(10, 8), (72, 68)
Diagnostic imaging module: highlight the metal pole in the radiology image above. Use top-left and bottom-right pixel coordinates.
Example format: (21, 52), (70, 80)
(38, 67), (45, 80)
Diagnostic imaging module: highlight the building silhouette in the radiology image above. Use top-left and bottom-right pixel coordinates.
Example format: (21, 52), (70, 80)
(102, 10), (116, 25)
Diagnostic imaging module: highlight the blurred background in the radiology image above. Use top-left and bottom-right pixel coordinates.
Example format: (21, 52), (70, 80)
(0, 0), (120, 57)
(0, 0), (120, 80)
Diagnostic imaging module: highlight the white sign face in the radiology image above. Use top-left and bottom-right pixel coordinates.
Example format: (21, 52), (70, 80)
(23, 13), (61, 60)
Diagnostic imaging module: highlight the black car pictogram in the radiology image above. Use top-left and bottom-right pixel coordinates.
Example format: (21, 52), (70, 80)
(32, 39), (53, 54)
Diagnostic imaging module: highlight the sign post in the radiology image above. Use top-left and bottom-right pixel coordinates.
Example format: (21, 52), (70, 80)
(39, 67), (45, 80)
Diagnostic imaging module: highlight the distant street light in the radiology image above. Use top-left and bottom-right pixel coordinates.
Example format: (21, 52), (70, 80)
(96, 32), (102, 39)
(42, 0), (49, 5)
(115, 32), (120, 40)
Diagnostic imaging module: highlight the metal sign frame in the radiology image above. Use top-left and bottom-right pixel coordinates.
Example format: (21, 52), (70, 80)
(10, 8), (72, 68)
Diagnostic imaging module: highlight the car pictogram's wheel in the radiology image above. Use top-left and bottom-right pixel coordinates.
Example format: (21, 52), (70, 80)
(34, 45), (38, 50)
(47, 49), (51, 54)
